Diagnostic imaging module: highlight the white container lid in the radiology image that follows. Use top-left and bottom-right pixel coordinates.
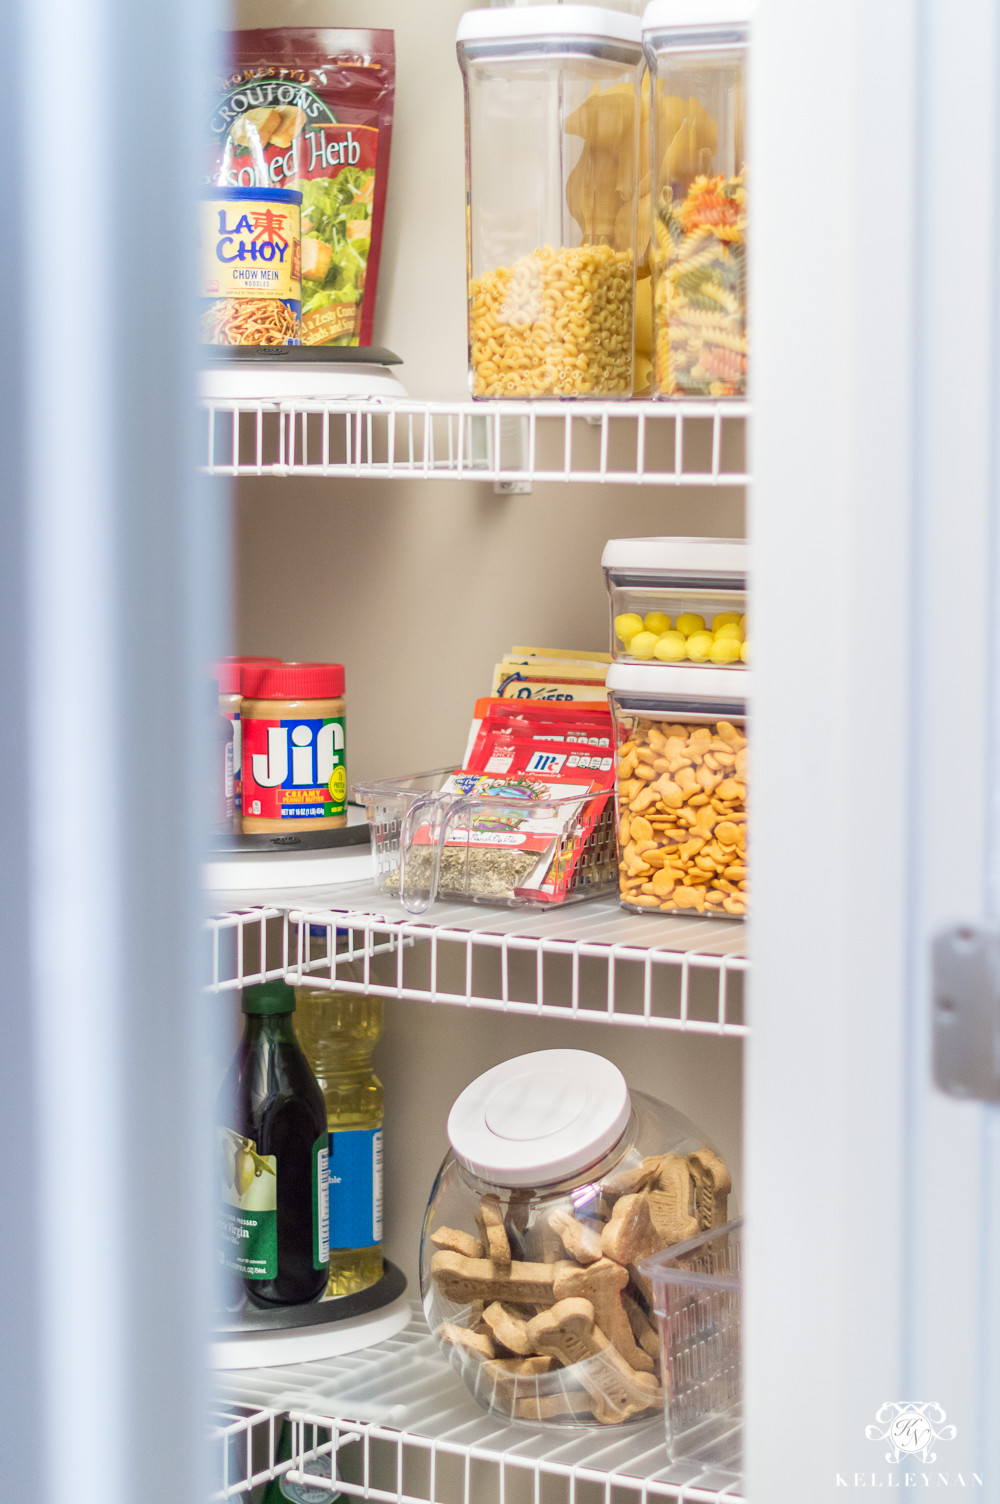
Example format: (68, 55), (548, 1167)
(447, 1049), (632, 1187)
(602, 536), (747, 576)
(642, 0), (752, 31)
(607, 661), (750, 699)
(458, 6), (642, 48)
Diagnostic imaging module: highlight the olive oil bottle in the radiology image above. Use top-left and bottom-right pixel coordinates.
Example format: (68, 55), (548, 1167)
(218, 980), (329, 1309)
(294, 938), (384, 1297)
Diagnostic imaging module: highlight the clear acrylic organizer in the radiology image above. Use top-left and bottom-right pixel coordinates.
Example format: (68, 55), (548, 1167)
(641, 1217), (743, 1468)
(353, 769), (616, 914)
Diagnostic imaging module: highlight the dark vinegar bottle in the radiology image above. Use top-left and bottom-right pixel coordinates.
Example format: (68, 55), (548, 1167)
(218, 980), (329, 1308)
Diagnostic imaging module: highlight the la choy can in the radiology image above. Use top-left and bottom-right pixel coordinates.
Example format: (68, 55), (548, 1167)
(200, 185), (302, 345)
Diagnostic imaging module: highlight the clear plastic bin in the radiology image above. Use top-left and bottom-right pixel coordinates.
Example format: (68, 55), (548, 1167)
(603, 536), (747, 665)
(641, 1217), (743, 1465)
(642, 1), (749, 397)
(421, 1048), (733, 1429)
(353, 769), (616, 913)
(457, 6), (644, 398)
(607, 663), (748, 917)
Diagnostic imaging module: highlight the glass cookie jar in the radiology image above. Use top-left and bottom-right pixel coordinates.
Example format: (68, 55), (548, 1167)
(420, 1049), (732, 1428)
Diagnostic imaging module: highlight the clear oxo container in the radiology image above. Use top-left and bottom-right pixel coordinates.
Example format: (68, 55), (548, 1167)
(353, 769), (617, 913)
(608, 663), (748, 917)
(641, 1217), (743, 1466)
(457, 6), (644, 399)
(643, 1), (749, 397)
(420, 1049), (733, 1429)
(603, 536), (747, 664)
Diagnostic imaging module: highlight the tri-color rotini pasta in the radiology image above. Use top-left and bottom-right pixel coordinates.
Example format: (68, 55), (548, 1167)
(652, 173), (747, 398)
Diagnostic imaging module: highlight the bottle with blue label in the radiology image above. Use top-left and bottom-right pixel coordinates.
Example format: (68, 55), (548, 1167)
(294, 935), (384, 1297)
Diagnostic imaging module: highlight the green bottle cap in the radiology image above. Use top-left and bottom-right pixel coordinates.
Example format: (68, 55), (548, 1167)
(242, 980), (296, 1016)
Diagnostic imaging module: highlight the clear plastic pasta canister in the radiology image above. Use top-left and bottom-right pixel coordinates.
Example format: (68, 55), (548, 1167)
(642, 2), (748, 397)
(457, 6), (644, 399)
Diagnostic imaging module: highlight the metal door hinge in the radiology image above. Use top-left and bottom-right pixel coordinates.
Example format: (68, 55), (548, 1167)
(932, 922), (1000, 1102)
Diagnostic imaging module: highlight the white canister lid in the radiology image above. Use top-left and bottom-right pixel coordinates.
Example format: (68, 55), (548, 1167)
(458, 6), (642, 48)
(642, 0), (752, 32)
(447, 1049), (632, 1187)
(606, 661), (750, 698)
(602, 536), (747, 576)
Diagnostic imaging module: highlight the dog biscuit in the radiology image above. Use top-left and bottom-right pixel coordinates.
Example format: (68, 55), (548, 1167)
(476, 1194), (512, 1268)
(438, 1323), (495, 1361)
(548, 1209), (603, 1265)
(431, 1249), (556, 1306)
(481, 1301), (536, 1356)
(430, 1226), (486, 1260)
(526, 1299), (662, 1423)
(687, 1147), (732, 1229)
(552, 1257), (654, 1374)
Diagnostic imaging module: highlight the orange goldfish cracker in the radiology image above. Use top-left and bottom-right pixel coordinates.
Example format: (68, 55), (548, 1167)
(615, 718), (747, 918)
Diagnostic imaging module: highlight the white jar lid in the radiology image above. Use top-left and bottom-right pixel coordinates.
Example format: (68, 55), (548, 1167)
(447, 1050), (631, 1188)
(458, 6), (642, 48)
(606, 661), (750, 699)
(642, 0), (752, 32)
(602, 536), (747, 576)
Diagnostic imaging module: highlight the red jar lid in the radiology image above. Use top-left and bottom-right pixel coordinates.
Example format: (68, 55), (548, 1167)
(212, 656), (281, 695)
(212, 662), (242, 694)
(243, 661), (345, 700)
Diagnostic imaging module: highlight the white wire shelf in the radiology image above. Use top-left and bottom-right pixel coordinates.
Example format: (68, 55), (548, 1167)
(202, 398), (749, 487)
(217, 1310), (744, 1504)
(205, 885), (747, 1036)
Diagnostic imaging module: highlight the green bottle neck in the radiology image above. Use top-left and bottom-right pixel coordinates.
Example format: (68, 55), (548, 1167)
(243, 1011), (299, 1047)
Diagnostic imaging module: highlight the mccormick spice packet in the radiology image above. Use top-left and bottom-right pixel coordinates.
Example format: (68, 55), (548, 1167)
(410, 702), (615, 903)
(211, 29), (394, 347)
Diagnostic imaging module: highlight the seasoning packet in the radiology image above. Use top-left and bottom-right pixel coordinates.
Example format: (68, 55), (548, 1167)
(406, 701), (616, 904)
(491, 646), (611, 701)
(210, 28), (394, 347)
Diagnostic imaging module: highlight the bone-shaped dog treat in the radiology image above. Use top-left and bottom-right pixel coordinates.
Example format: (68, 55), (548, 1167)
(481, 1301), (535, 1356)
(548, 1209), (603, 1265)
(623, 1293), (662, 1362)
(603, 1155), (665, 1203)
(481, 1354), (554, 1402)
(438, 1323), (495, 1361)
(601, 1192), (662, 1268)
(431, 1249), (556, 1306)
(646, 1154), (699, 1247)
(514, 1391), (596, 1422)
(687, 1147), (732, 1229)
(552, 1258), (654, 1374)
(525, 1299), (663, 1422)
(484, 1355), (553, 1379)
(476, 1194), (512, 1268)
(430, 1225), (485, 1260)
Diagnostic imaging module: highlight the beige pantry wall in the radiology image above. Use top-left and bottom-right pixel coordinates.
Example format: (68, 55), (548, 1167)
(228, 0), (747, 1290)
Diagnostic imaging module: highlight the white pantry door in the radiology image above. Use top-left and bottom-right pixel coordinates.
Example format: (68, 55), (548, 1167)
(748, 0), (1000, 1498)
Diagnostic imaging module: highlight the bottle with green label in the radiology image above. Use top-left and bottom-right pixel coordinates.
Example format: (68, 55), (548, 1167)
(217, 980), (329, 1308)
(294, 935), (384, 1297)
(262, 1418), (346, 1504)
